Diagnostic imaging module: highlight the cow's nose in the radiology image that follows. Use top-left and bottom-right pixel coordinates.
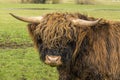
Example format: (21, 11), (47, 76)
(45, 55), (62, 66)
(47, 55), (60, 62)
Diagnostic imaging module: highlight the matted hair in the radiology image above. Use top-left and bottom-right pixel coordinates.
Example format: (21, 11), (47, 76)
(34, 12), (84, 48)
(28, 12), (95, 58)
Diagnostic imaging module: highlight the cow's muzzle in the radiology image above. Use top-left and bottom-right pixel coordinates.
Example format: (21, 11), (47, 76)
(45, 55), (62, 66)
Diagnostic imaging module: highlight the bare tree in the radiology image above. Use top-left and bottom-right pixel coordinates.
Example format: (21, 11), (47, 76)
(52, 0), (59, 4)
(40, 0), (46, 3)
(21, 0), (24, 3)
(33, 0), (46, 3)
(21, 0), (46, 3)
(75, 0), (93, 4)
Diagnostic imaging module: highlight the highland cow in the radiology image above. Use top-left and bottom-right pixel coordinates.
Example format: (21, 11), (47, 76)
(10, 12), (120, 80)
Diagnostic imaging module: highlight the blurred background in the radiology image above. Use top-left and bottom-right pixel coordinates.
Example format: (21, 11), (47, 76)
(0, 0), (120, 4)
(0, 0), (120, 80)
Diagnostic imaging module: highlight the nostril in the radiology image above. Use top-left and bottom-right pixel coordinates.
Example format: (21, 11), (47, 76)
(57, 56), (61, 61)
(46, 55), (51, 61)
(54, 56), (61, 62)
(55, 57), (59, 61)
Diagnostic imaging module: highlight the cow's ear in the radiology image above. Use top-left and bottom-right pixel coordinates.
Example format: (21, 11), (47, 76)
(27, 23), (38, 39)
(27, 23), (41, 50)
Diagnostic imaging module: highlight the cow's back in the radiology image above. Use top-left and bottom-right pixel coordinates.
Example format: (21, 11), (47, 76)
(72, 20), (120, 80)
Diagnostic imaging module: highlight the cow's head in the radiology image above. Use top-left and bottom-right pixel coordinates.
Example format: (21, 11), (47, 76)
(10, 13), (101, 67)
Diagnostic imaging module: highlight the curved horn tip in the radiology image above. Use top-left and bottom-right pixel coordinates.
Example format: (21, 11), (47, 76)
(9, 13), (13, 15)
(9, 13), (12, 15)
(9, 13), (17, 17)
(9, 13), (14, 15)
(97, 18), (102, 22)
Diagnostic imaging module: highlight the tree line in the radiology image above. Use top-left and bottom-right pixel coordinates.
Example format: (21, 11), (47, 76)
(21, 0), (94, 4)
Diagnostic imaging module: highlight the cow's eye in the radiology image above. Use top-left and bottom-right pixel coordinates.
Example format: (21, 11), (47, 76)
(37, 36), (43, 51)
(67, 41), (75, 47)
(38, 39), (42, 44)
(37, 36), (42, 44)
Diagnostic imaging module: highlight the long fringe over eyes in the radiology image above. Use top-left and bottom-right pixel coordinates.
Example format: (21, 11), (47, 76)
(35, 13), (78, 48)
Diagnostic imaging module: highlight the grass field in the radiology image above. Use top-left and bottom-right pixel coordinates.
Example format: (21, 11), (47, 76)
(0, 2), (120, 80)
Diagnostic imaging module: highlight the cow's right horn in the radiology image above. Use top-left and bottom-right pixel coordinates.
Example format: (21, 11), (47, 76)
(9, 13), (43, 23)
(71, 18), (102, 27)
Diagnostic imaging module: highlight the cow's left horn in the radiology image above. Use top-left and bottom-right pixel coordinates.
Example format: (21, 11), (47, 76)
(71, 18), (102, 26)
(9, 13), (43, 23)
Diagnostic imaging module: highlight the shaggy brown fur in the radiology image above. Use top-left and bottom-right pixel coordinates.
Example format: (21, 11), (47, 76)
(35, 13), (76, 48)
(27, 12), (120, 80)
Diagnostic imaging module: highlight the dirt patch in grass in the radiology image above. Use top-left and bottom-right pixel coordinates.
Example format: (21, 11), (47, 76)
(0, 42), (33, 49)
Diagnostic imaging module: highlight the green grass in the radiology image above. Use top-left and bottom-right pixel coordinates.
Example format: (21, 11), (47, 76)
(0, 48), (58, 80)
(0, 3), (120, 80)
